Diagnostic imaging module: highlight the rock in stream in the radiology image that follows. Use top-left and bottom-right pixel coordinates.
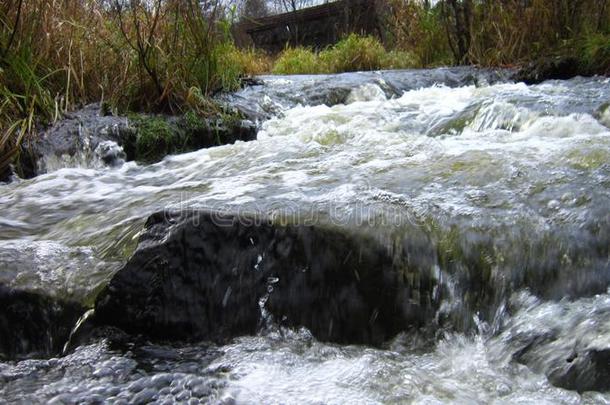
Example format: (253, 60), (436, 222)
(93, 210), (438, 346)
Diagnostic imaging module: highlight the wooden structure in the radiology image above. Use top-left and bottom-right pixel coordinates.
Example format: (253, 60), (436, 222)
(237, 0), (381, 53)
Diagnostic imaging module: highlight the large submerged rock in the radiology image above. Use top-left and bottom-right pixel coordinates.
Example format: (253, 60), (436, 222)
(94, 210), (439, 346)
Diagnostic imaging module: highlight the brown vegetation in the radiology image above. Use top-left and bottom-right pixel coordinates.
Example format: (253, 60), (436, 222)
(0, 0), (268, 176)
(383, 0), (610, 68)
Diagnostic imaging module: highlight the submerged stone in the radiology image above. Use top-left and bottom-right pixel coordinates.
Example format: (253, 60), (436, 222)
(499, 291), (610, 394)
(0, 284), (84, 360)
(550, 349), (610, 392)
(93, 210), (439, 346)
(513, 338), (610, 393)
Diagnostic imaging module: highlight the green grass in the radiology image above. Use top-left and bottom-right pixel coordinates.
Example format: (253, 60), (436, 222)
(125, 108), (245, 163)
(581, 33), (610, 75)
(129, 115), (177, 163)
(273, 34), (417, 75)
(272, 47), (322, 74)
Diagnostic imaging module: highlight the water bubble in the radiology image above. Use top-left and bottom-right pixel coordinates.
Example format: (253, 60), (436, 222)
(547, 200), (561, 210)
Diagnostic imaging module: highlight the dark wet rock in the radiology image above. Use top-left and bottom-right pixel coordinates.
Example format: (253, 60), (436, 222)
(515, 342), (610, 393)
(502, 291), (610, 393)
(0, 284), (85, 360)
(0, 165), (11, 184)
(91, 209), (610, 347)
(513, 56), (583, 85)
(549, 349), (610, 392)
(239, 76), (264, 87)
(94, 210), (439, 346)
(61, 308), (150, 357)
(14, 104), (258, 179)
(16, 104), (134, 179)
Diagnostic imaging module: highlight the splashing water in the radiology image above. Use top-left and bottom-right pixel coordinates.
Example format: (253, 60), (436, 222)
(1, 70), (609, 403)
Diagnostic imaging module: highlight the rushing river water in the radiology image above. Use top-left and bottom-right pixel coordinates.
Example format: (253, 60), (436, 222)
(1, 68), (609, 403)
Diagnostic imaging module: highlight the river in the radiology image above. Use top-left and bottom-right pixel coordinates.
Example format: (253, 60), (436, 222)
(0, 68), (609, 404)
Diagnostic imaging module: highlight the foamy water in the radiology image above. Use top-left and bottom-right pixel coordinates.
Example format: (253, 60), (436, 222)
(1, 71), (609, 403)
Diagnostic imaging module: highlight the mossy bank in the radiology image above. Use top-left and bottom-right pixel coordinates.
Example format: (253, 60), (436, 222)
(8, 104), (256, 181)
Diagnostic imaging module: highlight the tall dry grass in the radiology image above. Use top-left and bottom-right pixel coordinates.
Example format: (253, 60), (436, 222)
(382, 0), (610, 67)
(468, 0), (610, 66)
(384, 0), (452, 66)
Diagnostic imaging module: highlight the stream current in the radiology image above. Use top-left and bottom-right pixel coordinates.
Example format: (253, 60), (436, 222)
(1, 68), (609, 404)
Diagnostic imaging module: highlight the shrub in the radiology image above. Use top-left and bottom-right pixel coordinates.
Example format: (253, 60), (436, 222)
(581, 33), (610, 75)
(273, 35), (416, 75)
(272, 47), (322, 74)
(320, 34), (389, 72)
(228, 46), (273, 76)
(381, 50), (418, 70)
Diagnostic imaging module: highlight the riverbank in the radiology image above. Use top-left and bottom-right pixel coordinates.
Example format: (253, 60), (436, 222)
(8, 104), (257, 181)
(1, 0), (608, 181)
(3, 61), (607, 184)
(0, 0), (269, 181)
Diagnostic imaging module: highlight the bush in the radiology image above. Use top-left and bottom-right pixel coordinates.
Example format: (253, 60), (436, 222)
(273, 35), (416, 75)
(272, 47), (321, 74)
(381, 50), (419, 70)
(320, 34), (389, 72)
(228, 47), (273, 77)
